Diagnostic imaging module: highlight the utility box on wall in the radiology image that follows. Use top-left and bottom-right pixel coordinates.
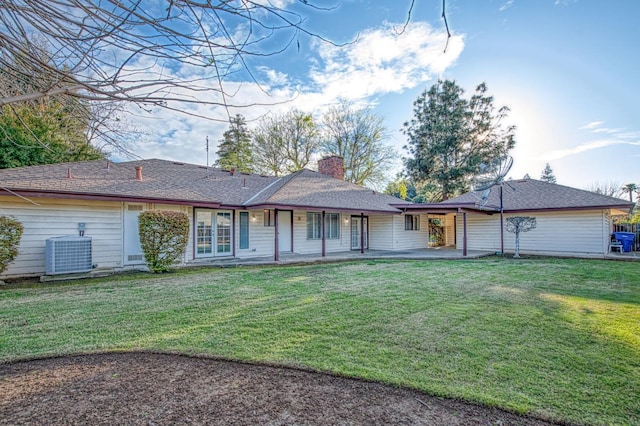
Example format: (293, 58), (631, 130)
(45, 236), (92, 275)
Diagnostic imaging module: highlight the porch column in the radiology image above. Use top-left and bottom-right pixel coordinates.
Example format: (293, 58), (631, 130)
(321, 210), (326, 257)
(360, 212), (365, 254)
(274, 209), (279, 261)
(232, 209), (236, 258)
(499, 185), (504, 254)
(463, 211), (468, 257)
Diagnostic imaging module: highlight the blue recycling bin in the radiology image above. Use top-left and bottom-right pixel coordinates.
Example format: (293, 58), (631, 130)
(613, 232), (635, 252)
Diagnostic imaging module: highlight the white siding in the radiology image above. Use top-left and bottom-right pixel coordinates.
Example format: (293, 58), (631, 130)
(455, 209), (610, 255)
(0, 196), (123, 278)
(234, 209), (275, 258)
(368, 215), (394, 250)
(392, 214), (429, 250)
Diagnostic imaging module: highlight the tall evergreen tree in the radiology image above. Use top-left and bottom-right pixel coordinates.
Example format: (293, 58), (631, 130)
(540, 163), (557, 183)
(404, 80), (516, 201)
(215, 114), (254, 174)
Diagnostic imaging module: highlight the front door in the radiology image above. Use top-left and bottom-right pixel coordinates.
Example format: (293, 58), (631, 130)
(277, 210), (292, 252)
(351, 216), (368, 250)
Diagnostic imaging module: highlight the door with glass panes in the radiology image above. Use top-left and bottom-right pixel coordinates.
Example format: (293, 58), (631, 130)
(195, 210), (232, 257)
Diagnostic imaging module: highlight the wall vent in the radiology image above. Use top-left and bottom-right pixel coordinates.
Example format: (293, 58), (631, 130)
(127, 254), (144, 262)
(45, 236), (92, 275)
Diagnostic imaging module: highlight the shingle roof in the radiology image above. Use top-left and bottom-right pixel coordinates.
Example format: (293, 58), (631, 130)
(0, 159), (278, 205)
(441, 178), (634, 212)
(246, 169), (406, 213)
(0, 159), (406, 213)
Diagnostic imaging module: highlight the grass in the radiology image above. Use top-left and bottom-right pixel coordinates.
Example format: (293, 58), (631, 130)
(1, 257), (639, 425)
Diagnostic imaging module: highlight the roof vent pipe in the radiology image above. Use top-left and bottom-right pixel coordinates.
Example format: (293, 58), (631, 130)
(230, 167), (235, 176)
(66, 168), (73, 179)
(135, 166), (143, 181)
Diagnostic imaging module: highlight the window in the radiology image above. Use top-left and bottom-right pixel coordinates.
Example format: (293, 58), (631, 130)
(263, 209), (275, 227)
(326, 213), (340, 239)
(404, 214), (420, 231)
(307, 212), (340, 240)
(306, 212), (322, 239)
(239, 212), (249, 249)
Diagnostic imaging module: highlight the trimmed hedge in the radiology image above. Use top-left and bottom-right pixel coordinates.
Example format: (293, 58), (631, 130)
(0, 216), (24, 275)
(138, 211), (189, 273)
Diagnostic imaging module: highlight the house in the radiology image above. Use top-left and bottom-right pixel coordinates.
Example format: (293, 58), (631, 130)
(0, 157), (436, 278)
(398, 178), (634, 257)
(0, 159), (633, 279)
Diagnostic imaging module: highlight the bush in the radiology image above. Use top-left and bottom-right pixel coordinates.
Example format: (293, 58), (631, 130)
(0, 216), (24, 275)
(138, 211), (189, 273)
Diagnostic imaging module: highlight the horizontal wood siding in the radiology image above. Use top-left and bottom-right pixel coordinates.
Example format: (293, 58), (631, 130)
(0, 196), (122, 278)
(368, 215), (394, 250)
(456, 210), (608, 255)
(392, 214), (429, 250)
(235, 209), (275, 258)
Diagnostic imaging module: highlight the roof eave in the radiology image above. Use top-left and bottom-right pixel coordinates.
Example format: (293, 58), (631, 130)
(0, 189), (222, 208)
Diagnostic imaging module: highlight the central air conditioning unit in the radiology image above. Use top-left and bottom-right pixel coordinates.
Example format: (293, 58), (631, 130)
(45, 236), (92, 275)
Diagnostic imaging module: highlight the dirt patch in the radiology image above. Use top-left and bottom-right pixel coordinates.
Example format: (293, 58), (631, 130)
(0, 352), (558, 425)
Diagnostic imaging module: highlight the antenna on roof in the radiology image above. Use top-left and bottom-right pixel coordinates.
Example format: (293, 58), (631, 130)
(471, 155), (514, 255)
(205, 135), (209, 178)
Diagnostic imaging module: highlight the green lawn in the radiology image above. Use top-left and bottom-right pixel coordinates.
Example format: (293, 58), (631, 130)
(1, 257), (639, 425)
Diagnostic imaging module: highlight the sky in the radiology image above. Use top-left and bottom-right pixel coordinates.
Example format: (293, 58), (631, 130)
(115, 0), (640, 193)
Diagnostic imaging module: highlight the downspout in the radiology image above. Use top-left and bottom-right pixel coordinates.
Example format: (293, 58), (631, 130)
(274, 209), (279, 261)
(360, 212), (365, 254)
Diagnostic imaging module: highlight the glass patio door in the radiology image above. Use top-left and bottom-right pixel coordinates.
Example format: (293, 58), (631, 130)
(216, 212), (231, 255)
(351, 216), (368, 250)
(196, 210), (232, 257)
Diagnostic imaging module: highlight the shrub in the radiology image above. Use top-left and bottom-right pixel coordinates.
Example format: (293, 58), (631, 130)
(138, 211), (189, 273)
(0, 216), (24, 275)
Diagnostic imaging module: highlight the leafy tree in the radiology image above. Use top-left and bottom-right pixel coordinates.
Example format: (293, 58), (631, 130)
(138, 211), (189, 273)
(404, 80), (516, 201)
(0, 99), (104, 169)
(215, 115), (254, 174)
(0, 216), (23, 276)
(253, 110), (320, 176)
(540, 163), (557, 183)
(322, 102), (395, 188)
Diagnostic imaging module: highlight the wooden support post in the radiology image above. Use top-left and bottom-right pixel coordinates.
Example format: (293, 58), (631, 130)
(321, 210), (326, 257)
(463, 211), (468, 257)
(274, 209), (279, 261)
(360, 212), (365, 254)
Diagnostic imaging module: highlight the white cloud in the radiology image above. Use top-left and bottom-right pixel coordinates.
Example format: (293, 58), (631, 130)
(308, 22), (463, 102)
(499, 1), (515, 12)
(542, 122), (640, 161)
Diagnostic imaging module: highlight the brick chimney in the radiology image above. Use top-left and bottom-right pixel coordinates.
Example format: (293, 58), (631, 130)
(318, 156), (344, 180)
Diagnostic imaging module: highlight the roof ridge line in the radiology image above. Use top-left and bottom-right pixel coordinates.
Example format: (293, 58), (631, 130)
(242, 175), (286, 206)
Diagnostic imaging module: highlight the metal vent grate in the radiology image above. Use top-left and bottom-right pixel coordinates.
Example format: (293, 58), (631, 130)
(45, 236), (92, 275)
(127, 254), (143, 262)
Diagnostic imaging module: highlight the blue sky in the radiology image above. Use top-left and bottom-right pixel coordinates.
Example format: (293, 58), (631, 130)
(122, 0), (639, 192)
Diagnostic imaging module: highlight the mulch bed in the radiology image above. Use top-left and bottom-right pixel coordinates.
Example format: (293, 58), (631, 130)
(0, 352), (559, 425)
